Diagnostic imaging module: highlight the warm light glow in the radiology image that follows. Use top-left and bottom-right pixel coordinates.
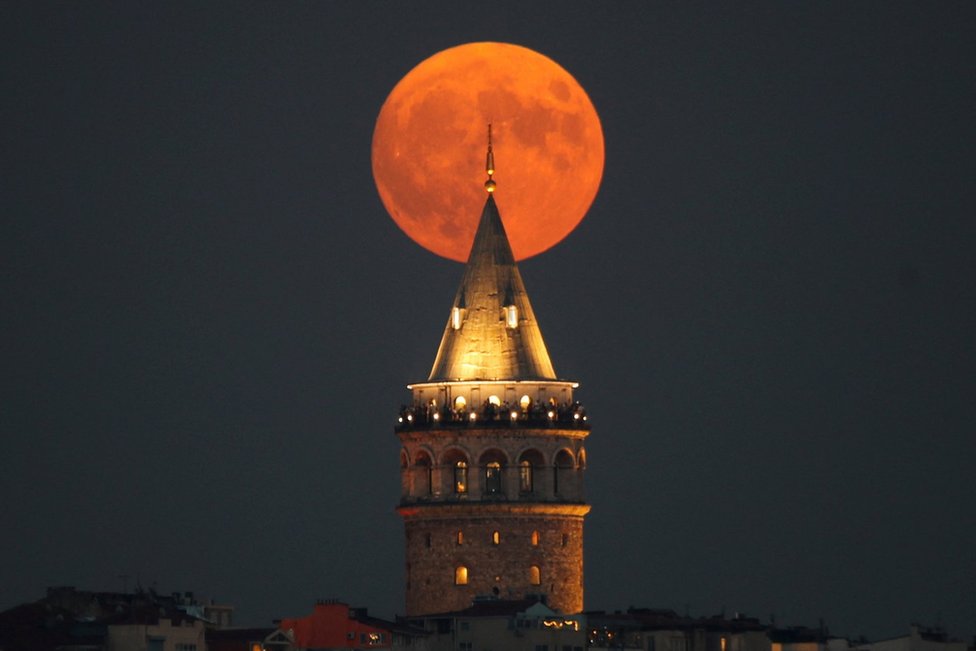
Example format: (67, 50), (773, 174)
(488, 395), (501, 406)
(492, 530), (500, 545)
(547, 410), (555, 419)
(543, 619), (580, 631)
(469, 411), (477, 421)
(531, 530), (539, 546)
(372, 42), (604, 262)
(529, 565), (541, 585)
(433, 412), (440, 421)
(455, 395), (466, 410)
(505, 304), (518, 328)
(510, 410), (518, 421)
(451, 306), (462, 330)
(519, 394), (531, 409)
(455, 566), (468, 585)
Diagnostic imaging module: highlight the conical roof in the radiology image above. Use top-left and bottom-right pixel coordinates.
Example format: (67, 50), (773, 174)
(428, 195), (557, 381)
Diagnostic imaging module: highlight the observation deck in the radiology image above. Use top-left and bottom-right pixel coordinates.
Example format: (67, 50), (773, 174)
(395, 400), (589, 432)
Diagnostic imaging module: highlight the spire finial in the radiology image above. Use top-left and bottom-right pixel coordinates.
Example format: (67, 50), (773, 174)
(484, 123), (496, 193)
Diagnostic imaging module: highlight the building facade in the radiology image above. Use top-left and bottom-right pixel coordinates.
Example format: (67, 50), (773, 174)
(395, 177), (591, 616)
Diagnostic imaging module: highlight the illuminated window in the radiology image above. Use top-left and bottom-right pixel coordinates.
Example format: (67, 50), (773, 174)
(519, 394), (531, 410)
(451, 307), (462, 330)
(485, 461), (502, 494)
(519, 460), (533, 493)
(455, 566), (469, 585)
(721, 638), (727, 651)
(456, 530), (464, 545)
(454, 396), (467, 411)
(488, 395), (501, 406)
(531, 530), (539, 546)
(491, 530), (500, 545)
(454, 461), (468, 493)
(505, 304), (518, 328)
(529, 565), (541, 585)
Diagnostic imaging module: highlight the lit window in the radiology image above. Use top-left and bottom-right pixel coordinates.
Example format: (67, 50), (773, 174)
(452, 307), (462, 330)
(455, 461), (468, 493)
(456, 530), (464, 545)
(488, 395), (501, 406)
(492, 530), (500, 545)
(531, 531), (539, 546)
(505, 304), (518, 328)
(519, 460), (533, 493)
(529, 565), (541, 585)
(455, 566), (469, 585)
(455, 396), (467, 411)
(721, 638), (727, 651)
(519, 394), (531, 410)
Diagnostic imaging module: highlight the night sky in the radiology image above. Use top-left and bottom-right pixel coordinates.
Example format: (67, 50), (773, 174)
(3, 2), (974, 641)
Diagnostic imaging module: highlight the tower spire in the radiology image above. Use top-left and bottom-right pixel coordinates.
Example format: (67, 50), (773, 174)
(484, 123), (496, 194)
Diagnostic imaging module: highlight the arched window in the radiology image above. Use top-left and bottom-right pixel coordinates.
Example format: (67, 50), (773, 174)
(554, 450), (574, 495)
(455, 566), (468, 585)
(519, 394), (531, 410)
(485, 461), (502, 494)
(529, 565), (541, 585)
(456, 530), (464, 545)
(480, 450), (507, 497)
(531, 530), (540, 546)
(488, 395), (501, 406)
(518, 450), (544, 495)
(519, 460), (533, 493)
(491, 530), (500, 545)
(454, 461), (468, 494)
(454, 395), (466, 411)
(415, 451), (432, 496)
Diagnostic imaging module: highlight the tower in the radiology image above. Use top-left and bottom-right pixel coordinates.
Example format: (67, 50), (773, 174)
(395, 133), (590, 615)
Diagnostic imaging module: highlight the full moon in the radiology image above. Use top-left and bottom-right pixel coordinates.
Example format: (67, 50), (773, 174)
(372, 42), (604, 262)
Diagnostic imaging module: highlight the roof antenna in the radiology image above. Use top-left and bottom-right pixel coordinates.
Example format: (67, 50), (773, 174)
(484, 123), (496, 193)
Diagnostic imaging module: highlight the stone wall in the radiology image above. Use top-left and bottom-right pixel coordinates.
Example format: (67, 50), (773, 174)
(401, 504), (587, 615)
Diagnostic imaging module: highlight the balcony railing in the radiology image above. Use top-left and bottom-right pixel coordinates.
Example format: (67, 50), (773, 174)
(395, 402), (589, 432)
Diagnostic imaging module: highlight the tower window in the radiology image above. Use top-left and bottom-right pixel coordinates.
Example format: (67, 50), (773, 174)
(519, 460), (533, 493)
(455, 566), (468, 585)
(456, 530), (464, 545)
(451, 307), (462, 330)
(485, 461), (502, 494)
(491, 530), (500, 545)
(454, 461), (468, 494)
(505, 304), (518, 328)
(531, 531), (539, 546)
(529, 565), (541, 585)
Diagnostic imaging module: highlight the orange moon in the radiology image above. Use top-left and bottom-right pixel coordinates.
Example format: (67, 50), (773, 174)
(372, 42), (604, 262)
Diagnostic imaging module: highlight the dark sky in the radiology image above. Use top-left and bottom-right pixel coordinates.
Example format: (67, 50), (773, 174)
(3, 1), (974, 641)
